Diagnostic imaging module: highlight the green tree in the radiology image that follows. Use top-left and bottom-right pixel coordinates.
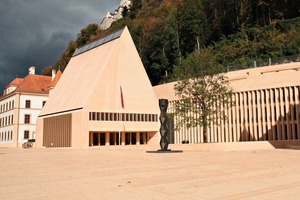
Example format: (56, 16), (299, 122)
(161, 8), (182, 83)
(47, 0), (300, 86)
(76, 24), (99, 47)
(174, 48), (233, 142)
(41, 66), (53, 76)
(129, 0), (143, 19)
(179, 0), (208, 55)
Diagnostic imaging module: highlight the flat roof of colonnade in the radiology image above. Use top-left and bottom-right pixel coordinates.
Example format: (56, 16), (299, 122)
(154, 61), (300, 101)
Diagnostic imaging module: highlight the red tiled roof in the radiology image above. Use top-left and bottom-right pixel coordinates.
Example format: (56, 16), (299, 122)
(8, 78), (24, 86)
(14, 74), (52, 94)
(49, 69), (62, 88)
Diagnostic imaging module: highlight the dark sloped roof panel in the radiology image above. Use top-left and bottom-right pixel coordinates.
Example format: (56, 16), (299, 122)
(72, 27), (125, 57)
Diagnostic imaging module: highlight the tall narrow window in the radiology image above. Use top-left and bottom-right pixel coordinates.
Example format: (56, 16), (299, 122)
(42, 101), (46, 107)
(24, 115), (30, 124)
(141, 114), (144, 121)
(24, 131), (29, 139)
(25, 100), (31, 108)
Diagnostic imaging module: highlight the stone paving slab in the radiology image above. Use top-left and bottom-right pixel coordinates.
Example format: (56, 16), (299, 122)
(0, 146), (300, 200)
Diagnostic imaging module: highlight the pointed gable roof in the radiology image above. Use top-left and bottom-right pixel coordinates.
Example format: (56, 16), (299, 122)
(49, 69), (62, 88)
(39, 26), (159, 117)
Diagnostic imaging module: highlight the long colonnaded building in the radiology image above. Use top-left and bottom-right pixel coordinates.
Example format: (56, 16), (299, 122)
(154, 62), (300, 146)
(36, 27), (160, 148)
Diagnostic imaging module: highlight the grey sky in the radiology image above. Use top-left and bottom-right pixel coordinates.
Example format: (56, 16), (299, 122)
(0, 0), (119, 93)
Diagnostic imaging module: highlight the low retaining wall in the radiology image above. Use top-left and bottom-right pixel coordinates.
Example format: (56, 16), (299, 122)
(169, 141), (275, 152)
(169, 140), (300, 151)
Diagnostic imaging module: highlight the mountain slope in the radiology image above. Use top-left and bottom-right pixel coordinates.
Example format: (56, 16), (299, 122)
(50, 0), (300, 85)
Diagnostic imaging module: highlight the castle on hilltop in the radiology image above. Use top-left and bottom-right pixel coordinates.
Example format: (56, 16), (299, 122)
(100, 0), (132, 30)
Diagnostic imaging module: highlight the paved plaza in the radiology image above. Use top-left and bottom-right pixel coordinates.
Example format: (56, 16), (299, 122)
(1, 145), (300, 200)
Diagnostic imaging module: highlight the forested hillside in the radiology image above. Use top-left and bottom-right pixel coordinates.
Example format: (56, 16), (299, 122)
(45, 0), (300, 86)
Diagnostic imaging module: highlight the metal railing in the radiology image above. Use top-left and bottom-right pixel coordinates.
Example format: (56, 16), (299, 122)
(226, 54), (300, 72)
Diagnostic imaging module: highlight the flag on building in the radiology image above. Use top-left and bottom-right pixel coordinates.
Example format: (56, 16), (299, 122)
(120, 85), (124, 109)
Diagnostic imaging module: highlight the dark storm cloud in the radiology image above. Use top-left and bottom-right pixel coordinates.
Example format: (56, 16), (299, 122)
(0, 0), (118, 93)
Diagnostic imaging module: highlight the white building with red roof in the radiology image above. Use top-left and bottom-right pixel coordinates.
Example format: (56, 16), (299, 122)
(0, 66), (60, 147)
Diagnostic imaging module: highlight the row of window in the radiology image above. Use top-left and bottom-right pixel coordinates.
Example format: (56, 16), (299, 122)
(0, 115), (14, 127)
(0, 131), (13, 142)
(0, 114), (31, 128)
(89, 112), (158, 122)
(0, 100), (14, 113)
(0, 100), (47, 114)
(25, 100), (46, 108)
(0, 130), (31, 142)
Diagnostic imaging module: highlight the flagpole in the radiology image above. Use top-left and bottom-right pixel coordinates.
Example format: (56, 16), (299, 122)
(119, 84), (124, 146)
(118, 84), (121, 146)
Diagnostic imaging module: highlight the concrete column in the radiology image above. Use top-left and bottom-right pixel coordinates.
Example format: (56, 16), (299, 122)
(284, 87), (291, 139)
(232, 94), (237, 142)
(266, 89), (273, 140)
(98, 133), (100, 146)
(235, 93), (240, 142)
(217, 100), (221, 143)
(251, 91), (257, 141)
(89, 132), (93, 146)
(261, 90), (267, 141)
(220, 97), (225, 143)
(207, 116), (212, 143)
(129, 132), (132, 145)
(243, 92), (249, 141)
(248, 91), (254, 141)
(257, 90), (263, 140)
(136, 132), (140, 145)
(275, 88), (282, 140)
(121, 132), (125, 146)
(289, 87), (296, 139)
(295, 86), (300, 138)
(270, 89), (276, 140)
(280, 88), (285, 139)
(105, 132), (110, 146)
(213, 101), (217, 143)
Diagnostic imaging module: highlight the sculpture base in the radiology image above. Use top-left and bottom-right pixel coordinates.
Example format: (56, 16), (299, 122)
(146, 149), (183, 153)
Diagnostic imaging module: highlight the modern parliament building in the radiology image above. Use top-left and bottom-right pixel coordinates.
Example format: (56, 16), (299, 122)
(36, 27), (160, 148)
(36, 26), (300, 148)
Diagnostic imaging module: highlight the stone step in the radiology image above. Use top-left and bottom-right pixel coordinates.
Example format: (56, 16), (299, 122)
(286, 145), (300, 149)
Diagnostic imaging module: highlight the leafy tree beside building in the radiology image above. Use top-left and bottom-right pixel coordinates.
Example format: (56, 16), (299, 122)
(173, 48), (233, 142)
